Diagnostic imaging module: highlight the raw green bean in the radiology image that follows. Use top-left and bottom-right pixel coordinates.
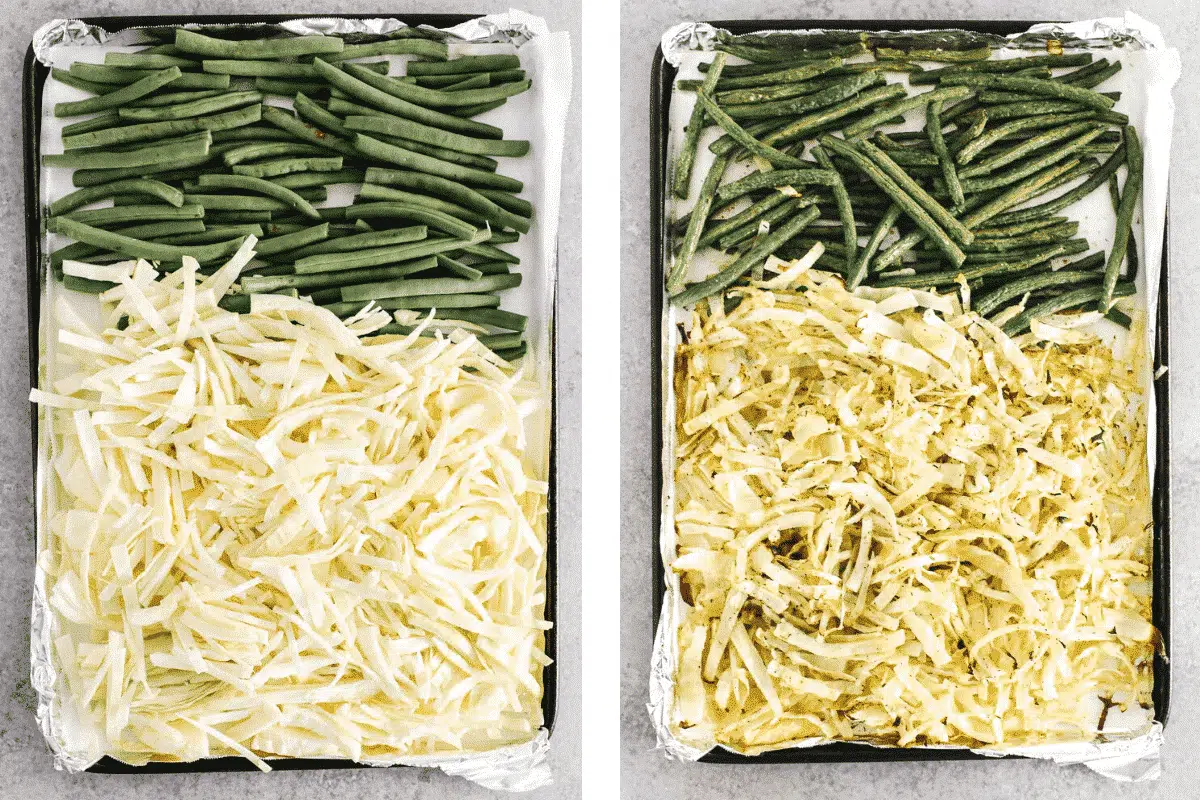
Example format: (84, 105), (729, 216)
(195, 173), (322, 220)
(62, 104), (260, 149)
(222, 141), (328, 165)
(271, 169), (365, 189)
(672, 205), (821, 306)
(431, 307), (527, 331)
(242, 256), (440, 294)
(1103, 127), (1142, 310)
(343, 62), (531, 109)
(361, 168), (529, 232)
(56, 203), (203, 228)
(276, 225), (431, 260)
(53, 217), (246, 263)
(324, 99), (503, 170)
(255, 78), (328, 97)
(117, 90), (263, 121)
(810, 144), (857, 276)
(341, 271), (521, 303)
(477, 189), (533, 219)
(129, 89), (227, 108)
(478, 332), (524, 350)
(320, 38), (448, 62)
(927, 100), (964, 211)
(154, 226), (265, 246)
(842, 86), (973, 138)
(494, 343), (528, 362)
(183, 193), (289, 212)
(50, 219), (207, 267)
(447, 99), (507, 118)
(258, 105), (361, 159)
(69, 63), (231, 90)
(104, 52), (195, 69)
(51, 68), (110, 95)
(210, 125), (296, 143)
(352, 134), (521, 192)
(47, 131), (212, 170)
(356, 184), (488, 227)
(174, 29), (344, 60)
(54, 67), (182, 117)
(231, 156), (344, 178)
(202, 60), (321, 79)
(311, 59), (503, 140)
(321, 294), (501, 317)
(405, 55), (520, 76)
(973, 269), (1101, 316)
(459, 243), (518, 263)
(342, 113), (530, 157)
(435, 254), (484, 280)
(470, 261), (512, 275)
(343, 201), (475, 238)
(205, 210), (274, 224)
(48, 178), (184, 216)
(1003, 282), (1135, 335)
(297, 229), (491, 275)
(62, 274), (118, 293)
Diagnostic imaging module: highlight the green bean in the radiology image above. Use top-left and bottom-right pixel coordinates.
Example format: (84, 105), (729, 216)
(431, 307), (527, 331)
(476, 189), (533, 220)
(938, 73), (1114, 113)
(461, 243), (519, 264)
(51, 68), (109, 95)
(62, 274), (119, 293)
(292, 92), (355, 138)
(311, 59), (503, 140)
(671, 53), (728, 199)
(56, 203), (203, 228)
(321, 293), (501, 317)
(435, 254), (484, 280)
(471, 261), (512, 275)
(960, 221), (1079, 252)
(716, 197), (807, 251)
(856, 138), (974, 245)
(48, 178), (184, 216)
(47, 131), (212, 170)
(117, 90), (263, 121)
(974, 216), (1071, 239)
(959, 126), (1107, 193)
(667, 153), (729, 292)
(255, 77), (328, 97)
(194, 173), (321, 220)
(1103, 127), (1142, 310)
(476, 332), (524, 351)
(320, 38), (448, 62)
(1105, 307), (1133, 328)
(405, 55), (520, 77)
(205, 210), (275, 224)
(822, 136), (966, 267)
(1063, 60), (1122, 90)
(343, 201), (476, 238)
(275, 225), (429, 261)
(69, 63), (231, 90)
(713, 74), (845, 106)
(54, 67), (182, 117)
(222, 141), (328, 165)
(183, 193), (290, 212)
(1107, 172), (1139, 282)
(925, 100), (964, 211)
(876, 45), (991, 62)
(448, 99), (507, 118)
(50, 219), (207, 267)
(341, 271), (520, 303)
(231, 156), (343, 179)
(129, 89), (227, 108)
(713, 168), (839, 206)
(154, 225), (265, 246)
(352, 134), (520, 192)
(972, 269), (1101, 316)
(210, 125), (296, 143)
(810, 145), (857, 277)
(258, 105), (362, 159)
(53, 217), (246, 263)
(200, 61), (311, 78)
(360, 167), (528, 229)
(955, 112), (1096, 166)
(672, 205), (821, 306)
(494, 343), (528, 362)
(268, 170), (363, 190)
(63, 104), (260, 149)
(325, 98), (503, 169)
(297, 228), (491, 275)
(711, 55), (843, 91)
(174, 29), (344, 60)
(693, 92), (805, 169)
(959, 121), (1101, 179)
(242, 256), (440, 294)
(344, 62), (531, 111)
(724, 72), (885, 121)
(104, 52), (195, 69)
(356, 183), (488, 227)
(417, 69), (526, 88)
(748, 84), (909, 151)
(910, 53), (1093, 84)
(839, 86), (972, 138)
(342, 112), (530, 158)
(1003, 282), (1135, 335)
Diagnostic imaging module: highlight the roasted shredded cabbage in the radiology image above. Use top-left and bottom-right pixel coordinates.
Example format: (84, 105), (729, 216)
(669, 261), (1154, 754)
(34, 243), (549, 768)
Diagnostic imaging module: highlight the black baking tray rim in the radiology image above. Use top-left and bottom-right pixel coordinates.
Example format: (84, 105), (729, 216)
(22, 12), (558, 774)
(649, 18), (1170, 765)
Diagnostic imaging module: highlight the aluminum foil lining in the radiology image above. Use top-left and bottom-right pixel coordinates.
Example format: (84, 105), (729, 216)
(660, 10), (1169, 66)
(32, 8), (551, 65)
(29, 10), (570, 792)
(650, 13), (1177, 783)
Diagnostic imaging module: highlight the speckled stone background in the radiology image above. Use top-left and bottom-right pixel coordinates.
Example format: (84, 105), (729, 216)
(0, 3), (580, 799)
(620, 3), (1196, 799)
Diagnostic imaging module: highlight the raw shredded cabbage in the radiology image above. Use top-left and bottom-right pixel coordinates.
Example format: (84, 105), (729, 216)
(34, 244), (549, 769)
(669, 263), (1155, 754)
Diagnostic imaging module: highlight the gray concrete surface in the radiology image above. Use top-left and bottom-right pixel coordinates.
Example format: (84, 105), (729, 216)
(620, 2), (1197, 799)
(0, 3), (580, 799)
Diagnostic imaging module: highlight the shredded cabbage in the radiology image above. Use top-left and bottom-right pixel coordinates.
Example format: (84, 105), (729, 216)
(669, 263), (1155, 754)
(35, 244), (549, 768)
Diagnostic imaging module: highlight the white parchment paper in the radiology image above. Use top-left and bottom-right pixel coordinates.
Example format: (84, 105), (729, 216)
(29, 10), (571, 792)
(649, 12), (1177, 782)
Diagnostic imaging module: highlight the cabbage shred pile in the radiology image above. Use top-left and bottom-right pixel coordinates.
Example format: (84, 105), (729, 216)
(670, 264), (1155, 753)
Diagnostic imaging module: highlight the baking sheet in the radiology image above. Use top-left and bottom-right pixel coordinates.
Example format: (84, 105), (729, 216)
(648, 13), (1177, 781)
(26, 11), (572, 791)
